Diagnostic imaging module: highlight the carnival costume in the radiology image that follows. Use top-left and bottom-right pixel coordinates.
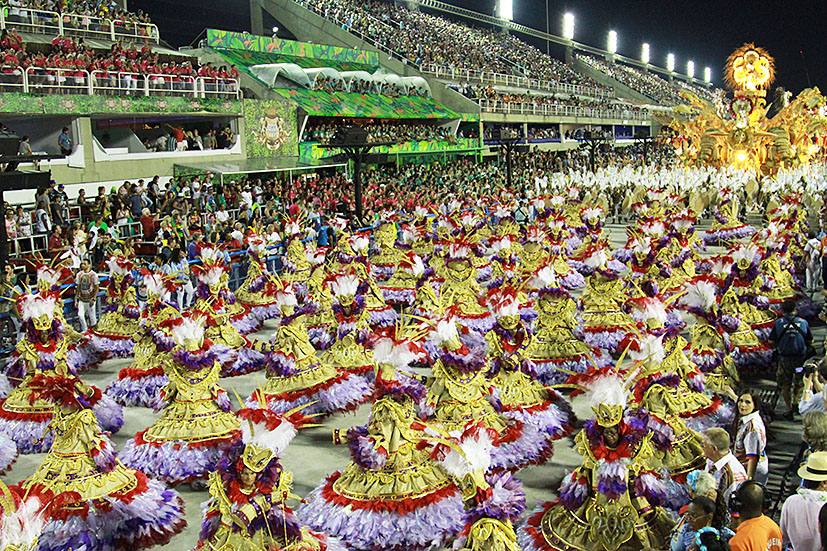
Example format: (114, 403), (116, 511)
(304, 246), (337, 349)
(517, 226), (584, 291)
(197, 407), (345, 551)
(282, 219), (313, 298)
(680, 276), (741, 395)
(0, 293), (122, 454)
(319, 271), (376, 378)
(299, 336), (466, 551)
(35, 265), (101, 372)
(120, 312), (241, 485)
(248, 283), (371, 417)
(704, 191), (755, 244)
(234, 233), (282, 328)
(439, 237), (494, 333)
(199, 244), (254, 334)
(526, 282), (611, 386)
(190, 262), (266, 377)
(379, 251), (428, 307)
(517, 376), (676, 551)
(483, 287), (575, 469)
(370, 221), (403, 282)
(19, 376), (186, 551)
(578, 247), (635, 352)
(423, 422), (527, 551)
(90, 255), (140, 358)
(105, 273), (179, 409)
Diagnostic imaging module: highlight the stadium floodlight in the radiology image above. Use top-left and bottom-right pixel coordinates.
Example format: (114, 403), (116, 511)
(272, 26), (279, 33)
(563, 13), (575, 41)
(607, 31), (617, 54)
(641, 43), (650, 64)
(667, 53), (675, 72)
(498, 0), (513, 21)
(704, 66), (711, 83)
(687, 60), (695, 79)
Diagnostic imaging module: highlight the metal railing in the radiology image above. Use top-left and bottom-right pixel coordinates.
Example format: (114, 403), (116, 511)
(421, 63), (612, 99)
(1, 7), (159, 43)
(477, 98), (650, 121)
(10, 66), (239, 98)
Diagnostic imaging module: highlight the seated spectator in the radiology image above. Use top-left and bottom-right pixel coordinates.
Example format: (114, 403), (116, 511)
(47, 224), (64, 254)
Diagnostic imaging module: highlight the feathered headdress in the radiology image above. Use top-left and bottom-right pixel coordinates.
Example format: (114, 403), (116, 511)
(529, 266), (559, 290)
(446, 235), (478, 260)
(327, 271), (361, 299)
(350, 232), (370, 254)
(399, 252), (426, 277)
(199, 244), (225, 267)
(586, 373), (628, 428)
(143, 272), (175, 301)
(246, 234), (267, 254)
(329, 217), (348, 232)
(19, 292), (58, 330)
(428, 422), (498, 479)
(373, 336), (426, 371)
(524, 225), (546, 243)
(274, 284), (298, 309)
(680, 276), (719, 311)
(194, 265), (225, 287)
(489, 235), (513, 254)
(582, 207), (604, 221)
(168, 312), (208, 352)
(485, 286), (520, 318)
(237, 407), (309, 472)
(284, 218), (302, 237)
(731, 244), (760, 269)
(106, 255), (133, 275)
(306, 247), (327, 266)
(582, 245), (609, 269)
(36, 265), (71, 289)
(626, 296), (667, 328)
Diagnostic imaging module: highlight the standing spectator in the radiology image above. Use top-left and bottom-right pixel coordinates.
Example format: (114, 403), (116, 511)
(770, 299), (814, 418)
(35, 200), (51, 233)
(799, 358), (827, 414)
(58, 126), (72, 155)
(703, 427), (747, 504)
(781, 451), (827, 550)
(15, 205), (31, 237)
(729, 482), (782, 551)
(127, 184), (143, 220)
(187, 231), (202, 260)
(140, 208), (157, 240)
(74, 259), (98, 332)
(732, 390), (769, 484)
(54, 183), (69, 226)
(18, 135), (38, 169)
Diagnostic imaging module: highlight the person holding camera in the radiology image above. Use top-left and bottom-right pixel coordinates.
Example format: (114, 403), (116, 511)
(770, 299), (814, 419)
(800, 358), (827, 415)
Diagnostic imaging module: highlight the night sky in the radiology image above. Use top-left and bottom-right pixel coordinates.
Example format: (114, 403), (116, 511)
(136, 0), (826, 93)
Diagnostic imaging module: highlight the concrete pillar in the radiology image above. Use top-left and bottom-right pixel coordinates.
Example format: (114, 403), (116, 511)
(250, 0), (264, 36)
(564, 45), (573, 65)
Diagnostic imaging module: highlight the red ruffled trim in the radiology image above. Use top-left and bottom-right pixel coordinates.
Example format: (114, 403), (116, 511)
(682, 396), (724, 419)
(319, 471), (459, 514)
(133, 429), (240, 449)
(523, 504), (555, 551)
(497, 419), (525, 444)
(117, 366), (165, 380)
(91, 331), (131, 341)
(0, 401), (52, 422)
(457, 311), (492, 320)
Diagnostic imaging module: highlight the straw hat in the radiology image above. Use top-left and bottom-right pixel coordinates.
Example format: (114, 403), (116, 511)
(798, 451), (827, 482)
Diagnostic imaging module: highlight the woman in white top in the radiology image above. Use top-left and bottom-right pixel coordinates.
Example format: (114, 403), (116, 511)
(733, 389), (769, 485)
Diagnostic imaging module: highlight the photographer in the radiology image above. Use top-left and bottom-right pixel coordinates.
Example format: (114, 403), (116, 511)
(800, 358), (827, 415)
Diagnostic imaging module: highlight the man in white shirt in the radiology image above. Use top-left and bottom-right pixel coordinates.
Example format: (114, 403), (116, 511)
(215, 206), (229, 223)
(703, 427), (747, 504)
(799, 359), (827, 415)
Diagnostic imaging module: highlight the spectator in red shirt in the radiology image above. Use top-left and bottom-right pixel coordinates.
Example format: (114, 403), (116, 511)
(48, 225), (65, 254)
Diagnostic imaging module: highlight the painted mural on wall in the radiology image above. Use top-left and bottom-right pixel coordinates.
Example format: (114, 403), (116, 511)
(0, 93), (241, 114)
(215, 48), (378, 75)
(243, 99), (298, 158)
(207, 29), (379, 66)
(300, 138), (480, 160)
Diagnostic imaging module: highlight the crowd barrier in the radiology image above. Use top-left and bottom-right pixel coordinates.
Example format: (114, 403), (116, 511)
(477, 99), (650, 121)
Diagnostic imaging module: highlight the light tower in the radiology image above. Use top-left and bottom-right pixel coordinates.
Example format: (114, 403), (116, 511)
(607, 30), (617, 62)
(562, 13), (574, 63)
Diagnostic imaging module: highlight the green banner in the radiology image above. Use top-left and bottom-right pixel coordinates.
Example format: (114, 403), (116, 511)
(243, 98), (299, 158)
(207, 29), (379, 66)
(275, 88), (459, 119)
(0, 92), (241, 114)
(300, 138), (480, 160)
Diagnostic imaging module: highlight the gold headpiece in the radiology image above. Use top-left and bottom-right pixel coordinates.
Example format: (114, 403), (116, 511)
(592, 402), (624, 428)
(241, 443), (274, 473)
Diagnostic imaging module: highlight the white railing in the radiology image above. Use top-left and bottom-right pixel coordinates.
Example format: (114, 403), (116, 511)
(10, 67), (239, 98)
(477, 99), (649, 121)
(25, 66), (89, 94)
(422, 63), (612, 99)
(1, 7), (159, 43)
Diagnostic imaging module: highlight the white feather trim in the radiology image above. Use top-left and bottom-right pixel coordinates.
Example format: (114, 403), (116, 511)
(329, 274), (360, 297)
(0, 496), (46, 549)
(19, 293), (57, 322)
(431, 319), (459, 347)
(241, 419), (297, 457)
(530, 266), (558, 289)
(36, 266), (61, 285)
(584, 248), (608, 269)
(171, 315), (206, 348)
(197, 267), (224, 286)
(681, 280), (717, 310)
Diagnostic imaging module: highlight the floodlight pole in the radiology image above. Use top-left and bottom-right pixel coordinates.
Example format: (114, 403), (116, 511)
(494, 134), (522, 191)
